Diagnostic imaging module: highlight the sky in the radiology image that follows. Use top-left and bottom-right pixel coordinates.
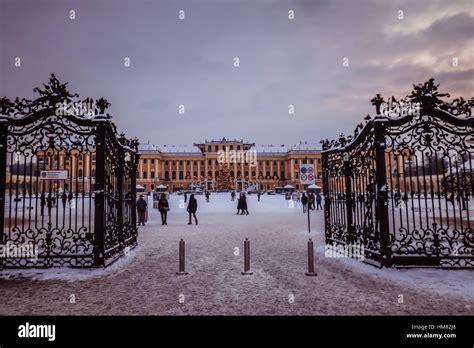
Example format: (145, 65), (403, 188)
(0, 0), (473, 148)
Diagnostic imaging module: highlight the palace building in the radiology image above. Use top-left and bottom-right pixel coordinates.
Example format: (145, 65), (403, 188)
(137, 138), (322, 192)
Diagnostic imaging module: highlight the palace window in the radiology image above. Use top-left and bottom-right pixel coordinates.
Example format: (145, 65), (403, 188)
(266, 161), (270, 165)
(193, 171), (198, 177)
(143, 159), (147, 164)
(186, 161), (190, 165)
(245, 171), (249, 177)
(208, 146), (211, 152)
(179, 171), (183, 179)
(143, 184), (147, 190)
(143, 172), (147, 179)
(280, 172), (285, 180)
(151, 184), (155, 190)
(237, 171), (241, 177)
(172, 171), (176, 179)
(230, 145), (233, 150)
(151, 159), (155, 164)
(165, 161), (169, 165)
(179, 160), (183, 165)
(207, 170), (212, 177)
(302, 159), (307, 164)
(215, 145), (219, 152)
(208, 160), (212, 165)
(165, 172), (169, 180)
(193, 161), (197, 165)
(266, 171), (270, 178)
(201, 161), (204, 165)
(200, 171), (204, 177)
(151, 172), (155, 179)
(310, 159), (314, 164)
(172, 161), (176, 165)
(251, 171), (256, 177)
(230, 171), (235, 177)
(273, 161), (277, 165)
(273, 171), (277, 177)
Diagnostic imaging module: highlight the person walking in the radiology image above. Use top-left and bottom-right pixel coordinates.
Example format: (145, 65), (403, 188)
(136, 195), (148, 226)
(257, 191), (261, 202)
(308, 192), (315, 211)
(187, 193), (198, 225)
(158, 193), (169, 225)
(47, 193), (53, 216)
(61, 191), (67, 209)
(240, 193), (249, 215)
(301, 192), (308, 213)
(184, 191), (188, 203)
(316, 193), (323, 210)
(40, 192), (46, 216)
(205, 190), (210, 202)
(231, 191), (236, 201)
(236, 192), (243, 214)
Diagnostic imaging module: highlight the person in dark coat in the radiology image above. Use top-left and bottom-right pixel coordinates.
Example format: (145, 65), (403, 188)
(240, 193), (249, 215)
(158, 193), (169, 225)
(257, 191), (261, 202)
(40, 192), (46, 216)
(205, 191), (210, 202)
(301, 193), (308, 213)
(187, 194), (198, 225)
(316, 193), (322, 210)
(231, 191), (236, 201)
(308, 192), (315, 210)
(184, 191), (188, 203)
(46, 193), (53, 216)
(61, 191), (67, 209)
(136, 195), (148, 226)
(236, 192), (243, 214)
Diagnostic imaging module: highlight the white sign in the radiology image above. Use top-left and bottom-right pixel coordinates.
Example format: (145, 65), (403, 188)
(299, 164), (315, 184)
(40, 170), (68, 180)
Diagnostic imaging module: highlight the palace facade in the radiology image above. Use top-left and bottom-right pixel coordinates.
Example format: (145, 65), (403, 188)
(137, 138), (322, 192)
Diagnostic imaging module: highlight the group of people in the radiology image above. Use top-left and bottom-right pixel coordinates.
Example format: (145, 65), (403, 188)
(301, 192), (322, 213)
(136, 192), (198, 226)
(39, 191), (76, 216)
(135, 190), (323, 226)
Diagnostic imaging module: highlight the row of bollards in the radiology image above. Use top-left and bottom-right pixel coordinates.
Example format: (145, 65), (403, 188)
(176, 238), (317, 276)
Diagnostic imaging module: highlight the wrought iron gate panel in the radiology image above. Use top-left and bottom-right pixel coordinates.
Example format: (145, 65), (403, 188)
(0, 74), (139, 268)
(384, 110), (473, 267)
(322, 79), (473, 268)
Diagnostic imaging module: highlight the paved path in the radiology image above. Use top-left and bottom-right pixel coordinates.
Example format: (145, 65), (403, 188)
(0, 194), (472, 315)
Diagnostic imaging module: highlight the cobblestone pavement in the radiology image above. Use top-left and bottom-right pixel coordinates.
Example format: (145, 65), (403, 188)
(0, 194), (472, 315)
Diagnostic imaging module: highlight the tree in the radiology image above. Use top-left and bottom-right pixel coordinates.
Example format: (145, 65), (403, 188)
(216, 163), (232, 190)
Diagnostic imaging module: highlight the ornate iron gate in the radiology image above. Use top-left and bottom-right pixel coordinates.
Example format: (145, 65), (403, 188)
(0, 74), (139, 268)
(322, 79), (473, 268)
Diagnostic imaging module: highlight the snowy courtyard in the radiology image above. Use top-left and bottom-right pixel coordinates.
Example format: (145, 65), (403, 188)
(0, 193), (473, 315)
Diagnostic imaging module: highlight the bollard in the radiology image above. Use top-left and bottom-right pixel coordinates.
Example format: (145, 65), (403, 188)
(241, 238), (253, 275)
(305, 238), (317, 276)
(176, 239), (188, 275)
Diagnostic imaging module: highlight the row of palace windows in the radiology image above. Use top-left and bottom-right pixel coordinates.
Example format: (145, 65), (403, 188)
(139, 170), (323, 180)
(140, 183), (308, 191)
(142, 158), (322, 166)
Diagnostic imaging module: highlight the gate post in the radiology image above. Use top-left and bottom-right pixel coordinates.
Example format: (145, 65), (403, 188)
(322, 153), (331, 245)
(93, 120), (107, 267)
(374, 120), (391, 267)
(0, 119), (8, 268)
(343, 151), (354, 244)
(130, 152), (138, 233)
(117, 149), (124, 250)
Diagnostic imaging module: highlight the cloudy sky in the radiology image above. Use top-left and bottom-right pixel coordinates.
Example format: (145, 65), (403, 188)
(0, 0), (472, 147)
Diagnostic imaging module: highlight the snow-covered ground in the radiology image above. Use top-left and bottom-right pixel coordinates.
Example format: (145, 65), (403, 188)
(0, 193), (472, 315)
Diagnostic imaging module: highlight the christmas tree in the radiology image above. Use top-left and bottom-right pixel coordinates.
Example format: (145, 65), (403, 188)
(216, 163), (233, 190)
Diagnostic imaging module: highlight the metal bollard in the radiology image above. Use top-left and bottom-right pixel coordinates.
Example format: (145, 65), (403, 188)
(176, 239), (188, 275)
(305, 238), (317, 276)
(241, 238), (253, 275)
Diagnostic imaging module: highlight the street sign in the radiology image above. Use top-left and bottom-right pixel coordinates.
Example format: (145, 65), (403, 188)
(299, 164), (315, 184)
(39, 170), (68, 180)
